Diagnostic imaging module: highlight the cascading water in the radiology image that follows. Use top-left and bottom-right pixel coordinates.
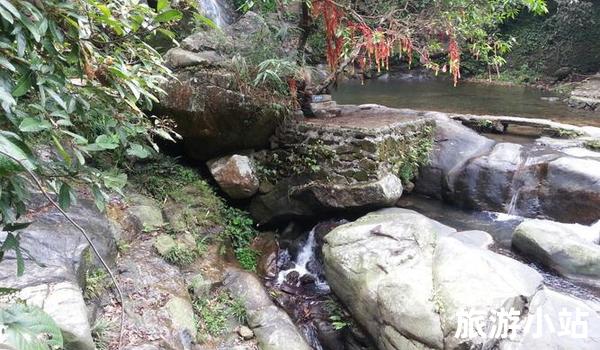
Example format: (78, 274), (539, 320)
(276, 227), (330, 293)
(196, 0), (229, 27)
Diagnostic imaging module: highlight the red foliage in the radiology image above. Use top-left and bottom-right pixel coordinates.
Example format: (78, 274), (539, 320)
(312, 0), (344, 71)
(448, 38), (461, 86)
(312, 0), (461, 85)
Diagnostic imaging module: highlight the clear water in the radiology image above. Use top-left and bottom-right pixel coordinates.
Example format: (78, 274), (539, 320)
(332, 78), (600, 127)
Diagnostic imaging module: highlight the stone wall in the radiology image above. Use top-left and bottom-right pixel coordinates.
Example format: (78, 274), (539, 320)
(249, 104), (435, 224)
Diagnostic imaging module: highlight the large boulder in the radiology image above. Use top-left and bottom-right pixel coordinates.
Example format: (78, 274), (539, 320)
(157, 12), (283, 160)
(513, 219), (600, 287)
(539, 156), (600, 224)
(321, 208), (599, 350)
(500, 289), (600, 350)
(416, 112), (495, 199)
(208, 154), (260, 199)
(415, 112), (600, 224)
(0, 199), (119, 350)
(452, 142), (522, 212)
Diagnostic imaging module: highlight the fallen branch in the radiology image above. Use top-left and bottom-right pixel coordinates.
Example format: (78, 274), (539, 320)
(0, 150), (126, 349)
(314, 46), (361, 94)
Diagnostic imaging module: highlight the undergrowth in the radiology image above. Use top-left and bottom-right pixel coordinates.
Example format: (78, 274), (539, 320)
(193, 290), (248, 337)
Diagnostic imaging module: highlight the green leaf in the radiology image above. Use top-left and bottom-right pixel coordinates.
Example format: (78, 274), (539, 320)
(58, 182), (73, 210)
(126, 143), (151, 158)
(0, 303), (64, 350)
(154, 9), (182, 23)
(102, 172), (127, 193)
(157, 0), (169, 11)
(0, 232), (24, 276)
(82, 134), (119, 152)
(0, 4), (13, 24)
(0, 132), (35, 171)
(12, 72), (33, 97)
(18, 117), (51, 132)
(0, 0), (20, 19)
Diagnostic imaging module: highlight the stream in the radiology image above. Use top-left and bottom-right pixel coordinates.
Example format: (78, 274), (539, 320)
(255, 78), (600, 350)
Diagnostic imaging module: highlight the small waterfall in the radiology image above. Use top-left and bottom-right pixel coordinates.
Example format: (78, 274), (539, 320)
(506, 149), (539, 215)
(196, 0), (228, 27)
(276, 227), (330, 292)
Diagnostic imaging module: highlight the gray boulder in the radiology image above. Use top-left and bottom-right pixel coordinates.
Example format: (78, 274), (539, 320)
(208, 154), (260, 199)
(568, 74), (600, 111)
(539, 156), (600, 224)
(323, 208), (544, 350)
(453, 142), (522, 212)
(513, 219), (600, 287)
(0, 199), (119, 350)
(416, 113), (495, 199)
(157, 12), (283, 160)
(224, 268), (311, 350)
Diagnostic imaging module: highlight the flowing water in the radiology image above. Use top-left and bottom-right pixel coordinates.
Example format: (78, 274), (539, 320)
(195, 0), (230, 27)
(332, 78), (600, 127)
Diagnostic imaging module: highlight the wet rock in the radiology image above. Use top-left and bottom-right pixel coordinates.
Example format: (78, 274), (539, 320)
(323, 208), (544, 350)
(448, 230), (494, 249)
(299, 274), (316, 285)
(513, 219), (600, 287)
(285, 271), (301, 285)
(539, 156), (600, 224)
(453, 142), (523, 212)
(208, 154), (260, 199)
(415, 113), (600, 224)
(249, 179), (316, 225)
(251, 232), (279, 278)
(224, 268), (311, 350)
(416, 113), (495, 199)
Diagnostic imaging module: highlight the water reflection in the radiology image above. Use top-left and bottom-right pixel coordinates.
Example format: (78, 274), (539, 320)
(332, 78), (600, 127)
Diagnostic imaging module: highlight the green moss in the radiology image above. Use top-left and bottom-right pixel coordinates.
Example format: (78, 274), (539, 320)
(378, 124), (435, 183)
(128, 156), (201, 202)
(221, 207), (260, 272)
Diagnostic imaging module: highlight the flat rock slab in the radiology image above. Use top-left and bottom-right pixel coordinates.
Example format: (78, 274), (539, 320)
(302, 104), (431, 131)
(251, 104), (434, 224)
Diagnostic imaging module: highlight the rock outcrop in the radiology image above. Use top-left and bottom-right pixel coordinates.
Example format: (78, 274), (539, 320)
(249, 105), (434, 224)
(156, 12), (284, 160)
(208, 154), (260, 199)
(0, 198), (119, 350)
(569, 74), (600, 111)
(322, 208), (600, 350)
(416, 112), (600, 224)
(513, 219), (600, 287)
